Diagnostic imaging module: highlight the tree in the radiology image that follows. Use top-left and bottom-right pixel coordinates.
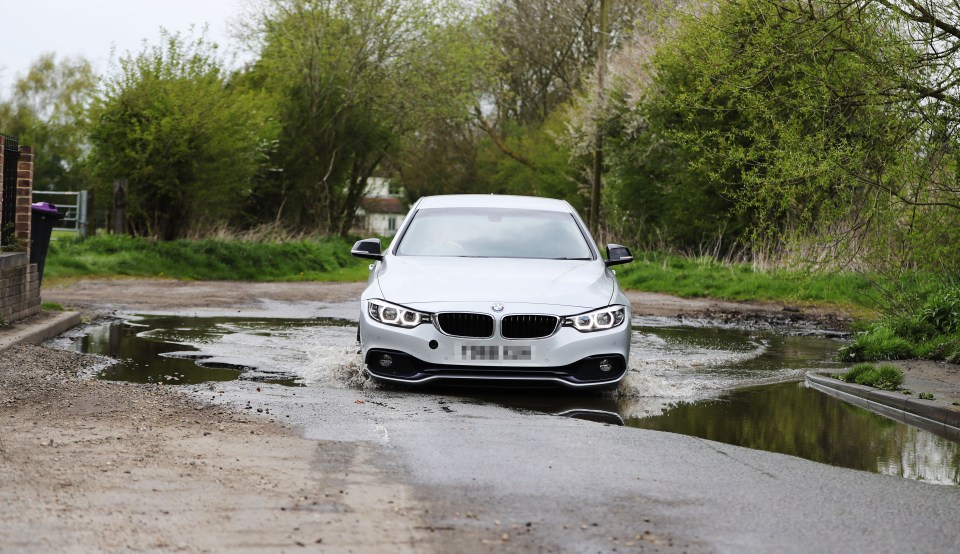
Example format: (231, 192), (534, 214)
(0, 54), (95, 192)
(481, 0), (647, 127)
(395, 1), (653, 211)
(585, 0), (937, 264)
(88, 29), (270, 240)
(241, 0), (484, 236)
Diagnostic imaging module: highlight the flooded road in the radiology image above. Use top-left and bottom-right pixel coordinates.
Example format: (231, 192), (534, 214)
(66, 314), (960, 486)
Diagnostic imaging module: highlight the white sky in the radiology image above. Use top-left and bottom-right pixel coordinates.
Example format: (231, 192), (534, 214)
(0, 0), (252, 92)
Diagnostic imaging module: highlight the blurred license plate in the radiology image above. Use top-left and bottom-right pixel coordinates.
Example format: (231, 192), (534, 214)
(461, 345), (499, 361)
(503, 345), (532, 361)
(457, 345), (534, 362)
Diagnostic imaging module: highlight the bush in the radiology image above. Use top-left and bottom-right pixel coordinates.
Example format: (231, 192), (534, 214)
(837, 325), (915, 362)
(839, 363), (904, 391)
(919, 288), (960, 335)
(841, 362), (876, 383)
(840, 285), (960, 363)
(873, 364), (905, 390)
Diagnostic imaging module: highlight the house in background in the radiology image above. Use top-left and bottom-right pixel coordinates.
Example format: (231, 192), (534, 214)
(354, 177), (407, 237)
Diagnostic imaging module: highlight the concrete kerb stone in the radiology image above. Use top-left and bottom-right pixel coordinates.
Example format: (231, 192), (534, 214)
(805, 372), (960, 442)
(0, 311), (82, 352)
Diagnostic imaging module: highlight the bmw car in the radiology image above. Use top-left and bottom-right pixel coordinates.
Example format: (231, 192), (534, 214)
(351, 194), (634, 389)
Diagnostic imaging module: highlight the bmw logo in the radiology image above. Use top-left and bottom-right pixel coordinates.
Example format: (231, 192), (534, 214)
(492, 304), (504, 312)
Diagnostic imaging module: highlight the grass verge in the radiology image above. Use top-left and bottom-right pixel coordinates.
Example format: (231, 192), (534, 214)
(45, 234), (372, 282)
(615, 252), (875, 309)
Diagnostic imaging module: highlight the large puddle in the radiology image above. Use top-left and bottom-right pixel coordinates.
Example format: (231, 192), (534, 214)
(66, 315), (960, 485)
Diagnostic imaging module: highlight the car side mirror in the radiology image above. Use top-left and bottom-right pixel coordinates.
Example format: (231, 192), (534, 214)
(351, 238), (383, 261)
(604, 244), (634, 267)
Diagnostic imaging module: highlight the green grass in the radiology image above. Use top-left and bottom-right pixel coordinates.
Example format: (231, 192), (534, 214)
(838, 285), (960, 363)
(41, 302), (64, 311)
(51, 230), (81, 241)
(45, 234), (372, 282)
(48, 239), (875, 304)
(839, 363), (904, 391)
(615, 253), (875, 308)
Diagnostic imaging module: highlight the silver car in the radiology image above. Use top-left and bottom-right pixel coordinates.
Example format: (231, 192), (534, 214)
(351, 194), (634, 389)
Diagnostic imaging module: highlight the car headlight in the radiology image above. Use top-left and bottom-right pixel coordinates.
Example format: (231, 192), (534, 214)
(564, 306), (626, 332)
(367, 299), (430, 328)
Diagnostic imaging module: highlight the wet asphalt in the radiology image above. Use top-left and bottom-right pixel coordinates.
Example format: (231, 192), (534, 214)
(23, 301), (958, 552)
(197, 380), (960, 554)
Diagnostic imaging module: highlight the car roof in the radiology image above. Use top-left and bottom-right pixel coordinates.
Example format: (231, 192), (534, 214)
(414, 194), (574, 212)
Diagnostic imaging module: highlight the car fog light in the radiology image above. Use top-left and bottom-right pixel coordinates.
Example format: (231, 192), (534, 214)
(599, 359), (612, 373)
(380, 354), (393, 368)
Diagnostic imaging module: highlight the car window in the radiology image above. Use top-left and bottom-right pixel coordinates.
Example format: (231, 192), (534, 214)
(395, 208), (594, 259)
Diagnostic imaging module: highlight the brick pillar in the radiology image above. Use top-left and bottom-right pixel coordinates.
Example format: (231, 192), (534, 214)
(15, 145), (33, 247)
(0, 135), (5, 245)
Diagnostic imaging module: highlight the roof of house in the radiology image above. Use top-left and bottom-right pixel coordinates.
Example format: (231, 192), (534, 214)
(360, 196), (407, 215)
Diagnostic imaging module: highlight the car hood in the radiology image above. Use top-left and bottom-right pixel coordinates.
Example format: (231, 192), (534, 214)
(375, 256), (615, 310)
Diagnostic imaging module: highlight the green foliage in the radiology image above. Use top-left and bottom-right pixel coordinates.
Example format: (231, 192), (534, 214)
(0, 54), (95, 192)
(917, 392), (935, 401)
(841, 285), (960, 362)
(838, 325), (915, 362)
(243, 0), (484, 235)
(41, 302), (64, 311)
(615, 252), (872, 306)
(588, 0), (960, 279)
(601, 69), (747, 249)
(839, 363), (904, 391)
(45, 234), (370, 282)
(88, 29), (270, 240)
(918, 288), (960, 336)
(474, 115), (583, 210)
(660, 0), (910, 236)
(842, 363), (878, 385)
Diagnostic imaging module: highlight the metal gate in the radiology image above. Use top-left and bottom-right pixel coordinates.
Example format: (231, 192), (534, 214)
(32, 190), (89, 238)
(1, 134), (20, 246)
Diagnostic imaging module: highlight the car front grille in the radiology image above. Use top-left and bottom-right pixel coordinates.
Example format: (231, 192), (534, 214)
(500, 315), (560, 339)
(436, 313), (494, 338)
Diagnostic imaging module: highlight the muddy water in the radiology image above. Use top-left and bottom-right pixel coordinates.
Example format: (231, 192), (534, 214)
(75, 316), (357, 386)
(70, 315), (960, 485)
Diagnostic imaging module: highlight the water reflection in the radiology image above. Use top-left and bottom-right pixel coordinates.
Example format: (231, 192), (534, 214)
(625, 382), (960, 485)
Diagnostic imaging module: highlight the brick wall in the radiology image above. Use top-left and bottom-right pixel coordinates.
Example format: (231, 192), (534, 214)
(0, 136), (39, 324)
(0, 253), (40, 322)
(0, 136), (5, 241)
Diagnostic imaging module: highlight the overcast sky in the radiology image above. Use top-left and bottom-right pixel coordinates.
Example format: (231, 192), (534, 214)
(0, 0), (251, 92)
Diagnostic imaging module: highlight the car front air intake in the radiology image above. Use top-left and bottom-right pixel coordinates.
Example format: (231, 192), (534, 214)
(500, 315), (560, 339)
(435, 313), (495, 338)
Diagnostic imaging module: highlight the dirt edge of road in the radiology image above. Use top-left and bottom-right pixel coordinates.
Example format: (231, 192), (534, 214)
(0, 345), (434, 553)
(1, 279), (854, 552)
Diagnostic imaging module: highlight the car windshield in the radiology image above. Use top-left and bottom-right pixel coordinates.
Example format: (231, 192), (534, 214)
(395, 207), (594, 259)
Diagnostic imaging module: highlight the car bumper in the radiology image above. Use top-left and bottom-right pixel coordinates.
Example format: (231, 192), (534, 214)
(359, 304), (631, 389)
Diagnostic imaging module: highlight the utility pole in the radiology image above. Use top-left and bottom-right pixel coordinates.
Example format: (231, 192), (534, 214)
(590, 0), (610, 236)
